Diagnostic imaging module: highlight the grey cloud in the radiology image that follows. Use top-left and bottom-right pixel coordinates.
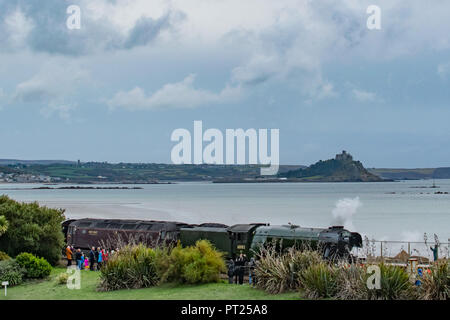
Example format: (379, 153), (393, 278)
(0, 0), (185, 55)
(123, 11), (185, 49)
(231, 55), (281, 86)
(124, 16), (169, 49)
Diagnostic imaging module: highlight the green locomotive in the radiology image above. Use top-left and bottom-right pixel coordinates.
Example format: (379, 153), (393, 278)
(180, 223), (362, 259)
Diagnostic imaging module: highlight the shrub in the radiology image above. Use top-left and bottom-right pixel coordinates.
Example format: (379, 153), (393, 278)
(99, 241), (225, 291)
(16, 252), (52, 279)
(56, 272), (69, 285)
(99, 244), (159, 291)
(254, 245), (323, 294)
(300, 262), (338, 299)
(153, 245), (172, 280)
(253, 245), (292, 294)
(367, 263), (416, 300)
(157, 240), (226, 285)
(0, 215), (8, 236)
(0, 250), (10, 261)
(419, 261), (449, 300)
(0, 259), (24, 286)
(0, 196), (65, 265)
(288, 248), (323, 284)
(334, 263), (368, 300)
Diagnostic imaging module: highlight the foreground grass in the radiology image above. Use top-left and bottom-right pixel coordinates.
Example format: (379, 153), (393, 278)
(1, 268), (300, 300)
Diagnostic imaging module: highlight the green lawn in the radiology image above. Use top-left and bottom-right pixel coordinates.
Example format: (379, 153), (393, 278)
(0, 268), (300, 300)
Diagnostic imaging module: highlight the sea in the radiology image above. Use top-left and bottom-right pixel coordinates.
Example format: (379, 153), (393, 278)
(1, 179), (449, 258)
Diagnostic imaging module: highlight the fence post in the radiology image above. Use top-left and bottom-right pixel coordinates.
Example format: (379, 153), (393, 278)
(380, 241), (383, 259)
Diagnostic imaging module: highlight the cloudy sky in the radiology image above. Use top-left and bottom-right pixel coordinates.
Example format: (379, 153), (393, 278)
(1, 0), (450, 167)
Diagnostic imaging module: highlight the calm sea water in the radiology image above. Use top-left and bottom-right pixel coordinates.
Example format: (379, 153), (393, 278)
(0, 180), (449, 243)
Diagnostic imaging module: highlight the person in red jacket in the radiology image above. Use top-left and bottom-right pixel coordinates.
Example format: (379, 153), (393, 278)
(102, 249), (108, 264)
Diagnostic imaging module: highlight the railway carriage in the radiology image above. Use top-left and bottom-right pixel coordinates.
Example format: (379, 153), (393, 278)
(65, 218), (186, 250)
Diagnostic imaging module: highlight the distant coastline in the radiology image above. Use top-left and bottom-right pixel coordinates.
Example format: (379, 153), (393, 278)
(212, 178), (394, 183)
(32, 186), (145, 190)
(1, 153), (450, 184)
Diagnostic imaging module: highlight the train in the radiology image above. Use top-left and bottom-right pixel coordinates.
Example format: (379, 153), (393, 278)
(62, 218), (362, 260)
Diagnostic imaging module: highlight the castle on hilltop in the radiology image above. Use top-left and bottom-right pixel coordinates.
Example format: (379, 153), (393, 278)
(335, 150), (353, 162)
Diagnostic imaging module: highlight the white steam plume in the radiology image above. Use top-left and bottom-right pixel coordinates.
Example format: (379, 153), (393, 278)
(331, 197), (362, 231)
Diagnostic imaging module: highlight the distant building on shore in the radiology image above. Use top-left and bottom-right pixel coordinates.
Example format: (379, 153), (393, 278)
(335, 150), (353, 162)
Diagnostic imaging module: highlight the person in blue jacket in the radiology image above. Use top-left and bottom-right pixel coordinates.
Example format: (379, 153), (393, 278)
(415, 268), (423, 286)
(97, 247), (103, 270)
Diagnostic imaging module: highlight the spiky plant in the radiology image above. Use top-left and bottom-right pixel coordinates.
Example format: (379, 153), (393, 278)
(253, 244), (292, 294)
(300, 262), (338, 299)
(253, 242), (326, 294)
(98, 243), (159, 291)
(334, 263), (368, 300)
(419, 260), (449, 300)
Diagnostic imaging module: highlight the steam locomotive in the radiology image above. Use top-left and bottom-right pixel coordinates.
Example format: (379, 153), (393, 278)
(62, 218), (362, 259)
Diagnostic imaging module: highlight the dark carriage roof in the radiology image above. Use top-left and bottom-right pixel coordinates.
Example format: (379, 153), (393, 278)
(180, 226), (228, 233)
(197, 223), (229, 228)
(69, 218), (183, 231)
(179, 222), (229, 230)
(227, 223), (267, 233)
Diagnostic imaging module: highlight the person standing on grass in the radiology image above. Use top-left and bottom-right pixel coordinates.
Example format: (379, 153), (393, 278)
(80, 252), (85, 270)
(103, 249), (108, 264)
(227, 259), (235, 284)
(65, 246), (73, 266)
(235, 253), (247, 285)
(89, 246), (96, 271)
(97, 247), (103, 270)
(234, 259), (240, 284)
(75, 249), (83, 270)
(95, 247), (100, 270)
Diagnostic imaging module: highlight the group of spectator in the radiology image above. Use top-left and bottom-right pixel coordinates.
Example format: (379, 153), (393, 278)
(227, 253), (256, 285)
(65, 246), (117, 271)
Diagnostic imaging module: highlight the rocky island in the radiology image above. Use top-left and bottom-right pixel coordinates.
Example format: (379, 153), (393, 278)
(279, 151), (385, 182)
(212, 151), (387, 183)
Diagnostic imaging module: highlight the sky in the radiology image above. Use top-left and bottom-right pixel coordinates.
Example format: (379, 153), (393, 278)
(0, 0), (450, 168)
